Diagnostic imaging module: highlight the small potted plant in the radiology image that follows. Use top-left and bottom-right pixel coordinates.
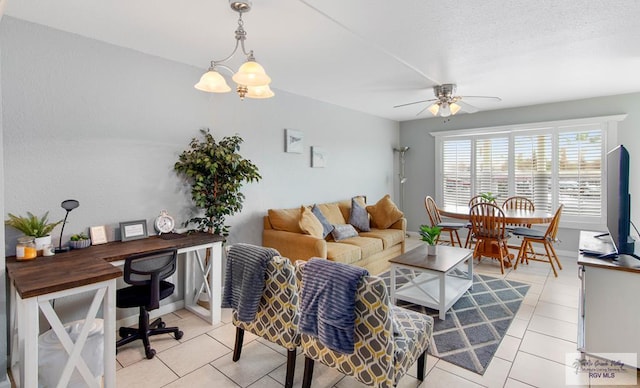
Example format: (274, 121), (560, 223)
(480, 192), (498, 202)
(69, 232), (91, 249)
(419, 224), (442, 255)
(5, 211), (63, 255)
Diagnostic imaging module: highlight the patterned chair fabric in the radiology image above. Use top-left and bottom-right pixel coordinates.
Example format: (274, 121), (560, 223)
(296, 260), (433, 388)
(229, 251), (300, 388)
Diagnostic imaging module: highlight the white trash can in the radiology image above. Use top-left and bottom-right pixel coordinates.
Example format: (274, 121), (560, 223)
(38, 318), (104, 388)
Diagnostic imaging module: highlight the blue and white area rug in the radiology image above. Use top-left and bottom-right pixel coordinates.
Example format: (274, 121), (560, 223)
(379, 269), (530, 375)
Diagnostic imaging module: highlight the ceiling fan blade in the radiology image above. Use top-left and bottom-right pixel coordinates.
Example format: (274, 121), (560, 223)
(415, 104), (432, 116)
(459, 95), (502, 102)
(393, 98), (436, 108)
(457, 100), (479, 113)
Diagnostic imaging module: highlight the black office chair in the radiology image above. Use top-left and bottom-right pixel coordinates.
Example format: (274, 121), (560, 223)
(116, 248), (183, 359)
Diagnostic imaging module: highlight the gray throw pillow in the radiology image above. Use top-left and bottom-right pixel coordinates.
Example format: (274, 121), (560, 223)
(311, 204), (334, 238)
(349, 197), (370, 232)
(331, 224), (359, 241)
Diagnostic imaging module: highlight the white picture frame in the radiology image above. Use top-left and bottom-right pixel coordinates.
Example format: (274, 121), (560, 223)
(285, 129), (304, 153)
(311, 146), (327, 168)
(89, 225), (108, 245)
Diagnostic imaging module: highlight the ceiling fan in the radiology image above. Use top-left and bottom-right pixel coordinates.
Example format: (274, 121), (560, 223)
(394, 84), (501, 117)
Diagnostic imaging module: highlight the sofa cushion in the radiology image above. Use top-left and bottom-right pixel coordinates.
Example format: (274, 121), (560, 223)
(268, 208), (303, 233)
(326, 242), (361, 265)
(311, 204), (334, 239)
(366, 194), (404, 229)
(299, 206), (324, 239)
(316, 203), (346, 225)
(360, 228), (405, 249)
(349, 197), (371, 232)
(339, 236), (383, 259)
(331, 224), (359, 241)
(338, 196), (366, 222)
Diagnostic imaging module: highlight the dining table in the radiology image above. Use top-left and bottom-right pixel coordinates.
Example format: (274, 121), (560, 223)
(437, 204), (554, 225)
(437, 204), (555, 269)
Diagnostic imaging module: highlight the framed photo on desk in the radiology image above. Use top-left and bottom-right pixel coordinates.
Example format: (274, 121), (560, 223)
(90, 225), (108, 245)
(119, 220), (148, 242)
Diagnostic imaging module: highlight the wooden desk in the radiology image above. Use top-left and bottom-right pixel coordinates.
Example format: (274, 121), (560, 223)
(438, 205), (554, 225)
(6, 232), (224, 388)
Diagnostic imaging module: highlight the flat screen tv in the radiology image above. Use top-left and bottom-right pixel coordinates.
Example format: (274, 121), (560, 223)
(607, 144), (635, 255)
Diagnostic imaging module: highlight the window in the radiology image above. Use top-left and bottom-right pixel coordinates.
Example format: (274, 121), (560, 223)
(433, 116), (625, 229)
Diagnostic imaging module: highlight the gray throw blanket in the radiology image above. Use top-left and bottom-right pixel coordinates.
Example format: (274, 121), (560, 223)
(299, 258), (369, 354)
(222, 244), (279, 322)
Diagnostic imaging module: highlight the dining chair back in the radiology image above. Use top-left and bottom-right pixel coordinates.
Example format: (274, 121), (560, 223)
(424, 196), (464, 247)
(502, 196), (535, 228)
(469, 202), (512, 274)
(296, 260), (433, 388)
(513, 204), (564, 277)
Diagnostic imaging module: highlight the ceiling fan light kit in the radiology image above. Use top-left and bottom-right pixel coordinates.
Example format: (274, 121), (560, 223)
(394, 83), (500, 117)
(194, 0), (274, 99)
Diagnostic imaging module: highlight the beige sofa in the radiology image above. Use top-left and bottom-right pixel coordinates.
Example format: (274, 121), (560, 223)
(262, 195), (406, 275)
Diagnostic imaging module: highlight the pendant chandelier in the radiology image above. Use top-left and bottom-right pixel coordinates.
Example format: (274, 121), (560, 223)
(194, 0), (274, 99)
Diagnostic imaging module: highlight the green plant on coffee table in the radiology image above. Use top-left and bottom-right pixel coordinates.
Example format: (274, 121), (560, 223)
(419, 224), (442, 246)
(5, 212), (63, 238)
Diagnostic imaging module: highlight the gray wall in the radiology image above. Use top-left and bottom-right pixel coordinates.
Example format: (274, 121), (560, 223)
(0, 6), (7, 387)
(400, 92), (640, 253)
(1, 17), (400, 251)
(0, 16), (399, 362)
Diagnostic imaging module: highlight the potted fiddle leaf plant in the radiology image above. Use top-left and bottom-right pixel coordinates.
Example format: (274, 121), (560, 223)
(419, 224), (442, 255)
(174, 128), (262, 236)
(5, 211), (63, 255)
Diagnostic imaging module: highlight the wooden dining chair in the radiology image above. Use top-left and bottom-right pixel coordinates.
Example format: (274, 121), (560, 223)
(502, 196), (535, 252)
(464, 195), (496, 249)
(424, 196), (465, 247)
(513, 204), (564, 277)
(469, 202), (512, 274)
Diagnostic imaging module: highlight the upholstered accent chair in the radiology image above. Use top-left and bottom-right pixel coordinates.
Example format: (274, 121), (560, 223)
(227, 246), (300, 388)
(295, 261), (433, 388)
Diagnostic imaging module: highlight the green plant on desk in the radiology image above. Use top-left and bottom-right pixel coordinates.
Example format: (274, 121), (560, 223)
(70, 232), (89, 241)
(419, 224), (442, 245)
(5, 211), (63, 238)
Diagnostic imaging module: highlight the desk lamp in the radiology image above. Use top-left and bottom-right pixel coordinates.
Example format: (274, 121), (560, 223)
(55, 199), (79, 253)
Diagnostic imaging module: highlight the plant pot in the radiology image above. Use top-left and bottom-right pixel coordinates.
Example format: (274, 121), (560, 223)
(34, 235), (52, 256)
(69, 239), (91, 249)
(427, 244), (437, 256)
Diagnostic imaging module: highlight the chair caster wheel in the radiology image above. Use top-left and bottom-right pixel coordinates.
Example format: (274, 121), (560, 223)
(118, 328), (127, 338)
(145, 348), (156, 359)
(175, 331), (183, 340)
(158, 321), (166, 329)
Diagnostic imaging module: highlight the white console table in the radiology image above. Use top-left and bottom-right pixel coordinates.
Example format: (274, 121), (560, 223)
(578, 230), (640, 368)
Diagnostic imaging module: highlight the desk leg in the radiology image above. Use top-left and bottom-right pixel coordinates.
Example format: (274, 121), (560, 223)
(182, 242), (222, 324)
(468, 253), (474, 291)
(103, 279), (116, 388)
(18, 295), (39, 388)
(209, 243), (222, 324)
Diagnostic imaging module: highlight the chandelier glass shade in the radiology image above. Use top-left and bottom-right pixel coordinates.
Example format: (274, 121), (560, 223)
(194, 0), (273, 99)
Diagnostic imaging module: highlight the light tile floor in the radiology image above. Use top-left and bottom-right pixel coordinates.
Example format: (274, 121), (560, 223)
(113, 236), (640, 387)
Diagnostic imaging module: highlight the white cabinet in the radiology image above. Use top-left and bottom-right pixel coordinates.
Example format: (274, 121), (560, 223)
(578, 231), (640, 368)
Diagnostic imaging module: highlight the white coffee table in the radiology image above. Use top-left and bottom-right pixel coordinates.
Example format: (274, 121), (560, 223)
(389, 244), (473, 320)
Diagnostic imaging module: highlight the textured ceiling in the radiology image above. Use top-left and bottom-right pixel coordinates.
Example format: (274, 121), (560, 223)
(5, 0), (640, 121)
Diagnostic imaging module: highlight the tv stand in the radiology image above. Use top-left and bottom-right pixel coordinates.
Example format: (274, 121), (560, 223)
(578, 231), (640, 368)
